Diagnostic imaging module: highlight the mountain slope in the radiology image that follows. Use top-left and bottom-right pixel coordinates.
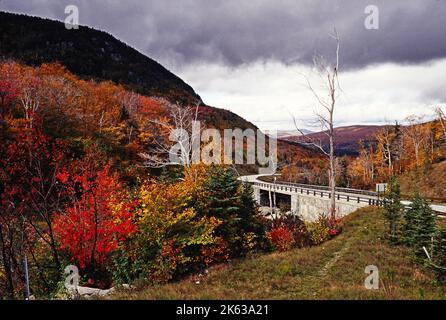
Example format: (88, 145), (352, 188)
(0, 11), (317, 170)
(0, 11), (199, 104)
(286, 125), (387, 156)
(0, 12), (255, 136)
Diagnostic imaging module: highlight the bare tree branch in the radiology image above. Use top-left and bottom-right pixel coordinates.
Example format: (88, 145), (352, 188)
(293, 27), (341, 220)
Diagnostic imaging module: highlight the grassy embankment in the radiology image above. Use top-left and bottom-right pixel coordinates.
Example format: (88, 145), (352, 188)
(110, 207), (446, 300)
(399, 160), (446, 201)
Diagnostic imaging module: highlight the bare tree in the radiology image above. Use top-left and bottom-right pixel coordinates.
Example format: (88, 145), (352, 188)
(293, 29), (340, 221)
(19, 71), (41, 128)
(375, 126), (396, 176)
(403, 115), (428, 167)
(358, 140), (375, 185)
(434, 106), (446, 140)
(139, 101), (202, 179)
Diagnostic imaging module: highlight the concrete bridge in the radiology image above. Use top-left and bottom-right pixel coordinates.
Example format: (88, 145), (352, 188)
(239, 174), (446, 221)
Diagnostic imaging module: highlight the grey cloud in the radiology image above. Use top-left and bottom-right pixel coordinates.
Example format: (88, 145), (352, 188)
(1, 0), (446, 69)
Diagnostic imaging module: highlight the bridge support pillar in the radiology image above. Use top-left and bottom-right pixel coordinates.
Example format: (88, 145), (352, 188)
(253, 186), (261, 203)
(291, 194), (299, 215)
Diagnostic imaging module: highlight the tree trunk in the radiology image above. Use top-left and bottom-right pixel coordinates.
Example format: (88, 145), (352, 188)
(0, 224), (15, 299)
(268, 187), (273, 216)
(329, 132), (336, 221)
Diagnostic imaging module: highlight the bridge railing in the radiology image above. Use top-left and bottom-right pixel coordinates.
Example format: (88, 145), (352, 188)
(255, 179), (379, 197)
(249, 180), (446, 215)
(253, 182), (384, 206)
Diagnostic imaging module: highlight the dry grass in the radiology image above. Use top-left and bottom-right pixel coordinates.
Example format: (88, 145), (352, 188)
(399, 160), (446, 201)
(109, 207), (446, 300)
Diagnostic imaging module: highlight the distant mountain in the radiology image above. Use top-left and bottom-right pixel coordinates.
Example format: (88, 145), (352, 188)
(0, 11), (200, 105)
(265, 129), (313, 139)
(285, 125), (388, 156)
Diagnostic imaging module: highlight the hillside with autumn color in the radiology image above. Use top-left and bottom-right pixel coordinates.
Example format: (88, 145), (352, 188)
(0, 11), (313, 168)
(1, 9), (446, 302)
(286, 125), (388, 156)
(0, 11), (200, 104)
(0, 12), (321, 299)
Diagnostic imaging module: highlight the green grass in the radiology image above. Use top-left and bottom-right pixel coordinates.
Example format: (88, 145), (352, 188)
(110, 207), (446, 300)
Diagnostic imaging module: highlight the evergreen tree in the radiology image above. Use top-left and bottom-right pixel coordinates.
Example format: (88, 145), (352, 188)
(204, 166), (265, 256)
(382, 177), (404, 244)
(403, 195), (437, 259)
(432, 228), (446, 282)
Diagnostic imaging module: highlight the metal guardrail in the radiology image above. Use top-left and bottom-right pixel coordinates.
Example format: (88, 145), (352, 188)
(256, 177), (378, 197)
(253, 181), (383, 206)
(249, 176), (446, 214)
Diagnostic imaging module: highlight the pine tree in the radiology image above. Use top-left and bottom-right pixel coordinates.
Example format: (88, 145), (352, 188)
(382, 177), (404, 244)
(204, 167), (243, 256)
(204, 166), (265, 256)
(403, 195), (437, 259)
(402, 197), (419, 247)
(432, 228), (446, 282)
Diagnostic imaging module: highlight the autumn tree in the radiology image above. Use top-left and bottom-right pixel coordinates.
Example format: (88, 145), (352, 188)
(53, 163), (136, 283)
(0, 62), (19, 119)
(139, 101), (203, 179)
(38, 63), (82, 137)
(114, 171), (220, 284)
(402, 115), (429, 168)
(18, 68), (42, 128)
(434, 106), (446, 140)
(0, 118), (72, 298)
(347, 139), (375, 189)
(375, 123), (402, 178)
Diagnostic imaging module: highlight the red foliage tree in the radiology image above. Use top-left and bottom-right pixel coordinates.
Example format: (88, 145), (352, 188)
(53, 163), (136, 279)
(0, 121), (68, 297)
(0, 65), (19, 119)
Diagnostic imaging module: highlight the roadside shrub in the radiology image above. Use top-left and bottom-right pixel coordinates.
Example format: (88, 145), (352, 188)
(265, 212), (311, 251)
(306, 215), (331, 246)
(199, 238), (230, 266)
(110, 165), (269, 285)
(267, 226), (295, 251)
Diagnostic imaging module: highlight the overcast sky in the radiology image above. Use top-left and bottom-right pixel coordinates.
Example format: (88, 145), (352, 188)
(1, 0), (446, 130)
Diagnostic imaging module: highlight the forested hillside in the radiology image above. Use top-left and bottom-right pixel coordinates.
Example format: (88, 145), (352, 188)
(0, 11), (314, 163)
(0, 13), (321, 299)
(281, 117), (446, 196)
(0, 11), (200, 104)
